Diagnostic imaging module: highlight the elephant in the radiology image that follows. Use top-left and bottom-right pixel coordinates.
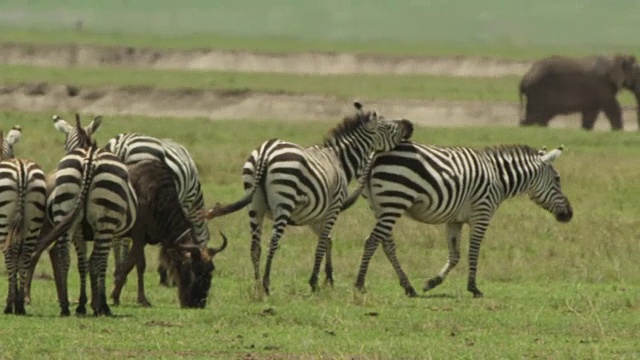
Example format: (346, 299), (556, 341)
(519, 54), (639, 131)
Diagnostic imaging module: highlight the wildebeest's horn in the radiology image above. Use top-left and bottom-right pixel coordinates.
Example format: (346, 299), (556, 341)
(207, 231), (228, 256)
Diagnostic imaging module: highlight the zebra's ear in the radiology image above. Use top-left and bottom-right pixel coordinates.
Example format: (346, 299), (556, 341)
(53, 115), (73, 134)
(540, 145), (564, 164)
(5, 126), (21, 146)
(85, 116), (103, 136)
(364, 110), (379, 131)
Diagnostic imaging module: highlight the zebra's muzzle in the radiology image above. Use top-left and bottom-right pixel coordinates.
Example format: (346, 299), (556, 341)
(554, 202), (573, 223)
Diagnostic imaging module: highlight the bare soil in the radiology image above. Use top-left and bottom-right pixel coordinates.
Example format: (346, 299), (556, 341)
(0, 43), (531, 77)
(0, 44), (636, 131)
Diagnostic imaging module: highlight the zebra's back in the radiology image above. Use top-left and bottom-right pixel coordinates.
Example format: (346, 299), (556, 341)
(365, 142), (501, 224)
(245, 138), (346, 225)
(49, 147), (137, 237)
(0, 159), (47, 243)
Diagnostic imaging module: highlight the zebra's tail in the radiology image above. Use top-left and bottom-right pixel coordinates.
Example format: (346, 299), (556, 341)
(204, 154), (267, 220)
(2, 167), (24, 253)
(29, 155), (95, 267)
(340, 153), (375, 212)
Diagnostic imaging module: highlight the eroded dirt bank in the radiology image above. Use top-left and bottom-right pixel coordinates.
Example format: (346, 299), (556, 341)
(0, 42), (531, 77)
(1, 83), (634, 131)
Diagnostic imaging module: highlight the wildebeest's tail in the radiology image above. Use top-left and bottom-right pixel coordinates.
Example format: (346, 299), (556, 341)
(204, 151), (268, 219)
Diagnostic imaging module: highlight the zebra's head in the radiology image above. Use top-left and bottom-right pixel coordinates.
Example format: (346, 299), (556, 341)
(53, 113), (103, 152)
(528, 145), (573, 223)
(352, 101), (414, 152)
(163, 230), (228, 309)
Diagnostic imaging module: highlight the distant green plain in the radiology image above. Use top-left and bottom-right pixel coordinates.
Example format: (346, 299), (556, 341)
(1, 0), (640, 58)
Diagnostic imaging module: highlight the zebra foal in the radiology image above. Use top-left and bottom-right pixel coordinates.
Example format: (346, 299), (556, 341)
(0, 131), (46, 315)
(353, 143), (573, 297)
(205, 102), (414, 295)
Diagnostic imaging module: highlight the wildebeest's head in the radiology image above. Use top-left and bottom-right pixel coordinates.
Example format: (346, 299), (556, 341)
(161, 230), (228, 308)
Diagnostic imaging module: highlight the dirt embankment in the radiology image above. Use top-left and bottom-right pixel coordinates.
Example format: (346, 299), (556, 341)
(1, 82), (635, 131)
(0, 42), (532, 77)
(0, 43), (636, 131)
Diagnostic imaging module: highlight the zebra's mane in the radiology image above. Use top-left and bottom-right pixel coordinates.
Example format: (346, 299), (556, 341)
(322, 110), (372, 147)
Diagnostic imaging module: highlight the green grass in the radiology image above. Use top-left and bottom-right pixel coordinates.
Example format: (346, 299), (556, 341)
(0, 29), (622, 60)
(1, 112), (639, 358)
(2, 0), (640, 57)
(3, 64), (639, 106)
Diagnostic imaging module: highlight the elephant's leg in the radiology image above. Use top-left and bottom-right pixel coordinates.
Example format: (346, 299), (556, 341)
(581, 109), (600, 131)
(601, 97), (623, 130)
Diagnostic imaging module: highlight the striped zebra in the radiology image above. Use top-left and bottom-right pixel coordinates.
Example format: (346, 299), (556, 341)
(103, 133), (209, 285)
(352, 142), (573, 297)
(0, 132), (47, 315)
(30, 114), (137, 316)
(2, 125), (22, 159)
(205, 102), (414, 295)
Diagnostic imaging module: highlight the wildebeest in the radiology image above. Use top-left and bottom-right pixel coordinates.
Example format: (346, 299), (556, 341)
(111, 160), (227, 308)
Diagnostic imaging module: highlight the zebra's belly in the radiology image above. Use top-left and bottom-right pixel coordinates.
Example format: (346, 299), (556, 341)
(405, 199), (468, 224)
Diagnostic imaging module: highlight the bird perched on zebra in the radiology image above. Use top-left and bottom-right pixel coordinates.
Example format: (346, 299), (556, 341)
(350, 142), (573, 298)
(0, 130), (47, 315)
(29, 114), (138, 316)
(205, 101), (414, 295)
(103, 133), (209, 287)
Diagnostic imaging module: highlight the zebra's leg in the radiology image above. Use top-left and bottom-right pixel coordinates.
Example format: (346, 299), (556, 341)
(381, 236), (416, 297)
(324, 235), (334, 287)
(50, 237), (72, 316)
(309, 216), (338, 291)
(16, 227), (40, 315)
(424, 222), (463, 293)
(72, 232), (88, 315)
(249, 207), (265, 284)
(4, 246), (17, 314)
(466, 221), (489, 298)
(354, 232), (380, 294)
(89, 235), (113, 316)
(111, 237), (144, 306)
(262, 210), (290, 295)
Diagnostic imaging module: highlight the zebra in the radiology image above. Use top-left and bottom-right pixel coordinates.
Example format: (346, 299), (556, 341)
(204, 102), (414, 295)
(2, 125), (22, 159)
(103, 133), (209, 285)
(351, 142), (573, 298)
(0, 131), (47, 315)
(30, 114), (137, 316)
(23, 117), (103, 306)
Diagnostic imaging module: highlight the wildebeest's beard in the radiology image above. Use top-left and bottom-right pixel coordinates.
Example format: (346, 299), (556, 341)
(161, 248), (214, 309)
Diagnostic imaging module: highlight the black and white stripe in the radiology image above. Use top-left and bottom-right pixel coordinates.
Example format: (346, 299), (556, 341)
(31, 114), (137, 316)
(0, 155), (46, 315)
(206, 102), (414, 295)
(353, 143), (573, 297)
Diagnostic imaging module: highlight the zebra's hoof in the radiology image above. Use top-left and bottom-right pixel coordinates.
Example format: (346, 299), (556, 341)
(423, 277), (443, 292)
(405, 287), (418, 297)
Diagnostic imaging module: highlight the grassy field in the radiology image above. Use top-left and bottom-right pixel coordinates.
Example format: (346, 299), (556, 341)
(1, 113), (638, 359)
(1, 1), (640, 58)
(3, 65), (640, 108)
